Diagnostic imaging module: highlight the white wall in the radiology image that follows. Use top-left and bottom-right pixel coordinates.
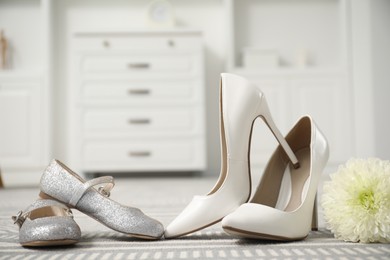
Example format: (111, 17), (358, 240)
(350, 0), (390, 160)
(233, 0), (341, 68)
(371, 0), (390, 159)
(2, 0), (389, 186)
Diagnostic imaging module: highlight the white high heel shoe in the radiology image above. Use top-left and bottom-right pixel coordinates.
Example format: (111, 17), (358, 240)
(222, 116), (329, 241)
(164, 73), (299, 238)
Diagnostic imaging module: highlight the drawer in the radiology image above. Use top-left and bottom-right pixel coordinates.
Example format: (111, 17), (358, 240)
(81, 54), (198, 75)
(82, 138), (206, 171)
(73, 34), (202, 52)
(83, 107), (203, 135)
(81, 80), (200, 104)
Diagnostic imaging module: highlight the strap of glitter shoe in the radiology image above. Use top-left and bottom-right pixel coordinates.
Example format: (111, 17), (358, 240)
(12, 205), (73, 228)
(69, 176), (115, 207)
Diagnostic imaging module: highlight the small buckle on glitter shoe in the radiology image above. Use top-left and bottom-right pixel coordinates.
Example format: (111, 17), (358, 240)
(65, 208), (74, 218)
(98, 186), (111, 197)
(12, 211), (26, 228)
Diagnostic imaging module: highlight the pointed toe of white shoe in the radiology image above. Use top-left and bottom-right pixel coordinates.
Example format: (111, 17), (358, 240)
(164, 196), (207, 238)
(164, 196), (222, 238)
(164, 174), (249, 239)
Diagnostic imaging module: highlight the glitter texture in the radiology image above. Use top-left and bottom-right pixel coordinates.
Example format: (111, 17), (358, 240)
(15, 199), (81, 246)
(40, 159), (164, 239)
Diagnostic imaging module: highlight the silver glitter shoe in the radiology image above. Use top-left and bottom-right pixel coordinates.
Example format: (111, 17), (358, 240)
(12, 199), (81, 247)
(39, 159), (164, 240)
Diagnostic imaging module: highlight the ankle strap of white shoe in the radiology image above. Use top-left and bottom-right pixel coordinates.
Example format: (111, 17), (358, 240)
(69, 176), (115, 207)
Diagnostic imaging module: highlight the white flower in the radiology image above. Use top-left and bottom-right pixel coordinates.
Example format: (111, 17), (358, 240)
(322, 158), (390, 243)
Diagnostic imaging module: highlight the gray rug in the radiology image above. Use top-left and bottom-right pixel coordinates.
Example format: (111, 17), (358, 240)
(1, 177), (389, 259)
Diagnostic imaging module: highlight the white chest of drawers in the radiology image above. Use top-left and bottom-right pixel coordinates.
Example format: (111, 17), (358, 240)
(68, 30), (206, 173)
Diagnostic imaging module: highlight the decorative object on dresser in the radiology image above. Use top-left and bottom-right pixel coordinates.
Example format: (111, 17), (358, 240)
(242, 47), (279, 69)
(0, 167), (3, 188)
(0, 30), (8, 70)
(146, 0), (175, 28)
(69, 30), (206, 174)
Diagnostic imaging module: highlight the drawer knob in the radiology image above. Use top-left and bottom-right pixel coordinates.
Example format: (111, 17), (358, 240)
(168, 40), (175, 47)
(127, 63), (150, 69)
(128, 118), (151, 125)
(128, 151), (151, 157)
(102, 40), (110, 48)
(128, 89), (150, 95)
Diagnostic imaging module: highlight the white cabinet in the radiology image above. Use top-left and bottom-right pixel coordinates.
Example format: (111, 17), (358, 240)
(0, 0), (50, 184)
(69, 31), (206, 173)
(0, 0), (382, 183)
(226, 0), (354, 169)
(243, 72), (352, 168)
(0, 75), (46, 169)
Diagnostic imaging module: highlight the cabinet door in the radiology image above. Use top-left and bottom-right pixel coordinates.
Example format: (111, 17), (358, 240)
(242, 74), (352, 171)
(290, 78), (352, 164)
(0, 81), (42, 167)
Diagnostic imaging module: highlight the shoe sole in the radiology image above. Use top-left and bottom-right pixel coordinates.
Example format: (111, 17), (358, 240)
(223, 226), (307, 241)
(164, 218), (223, 239)
(21, 239), (78, 247)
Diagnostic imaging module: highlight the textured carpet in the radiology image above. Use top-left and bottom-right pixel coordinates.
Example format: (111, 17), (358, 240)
(1, 177), (389, 259)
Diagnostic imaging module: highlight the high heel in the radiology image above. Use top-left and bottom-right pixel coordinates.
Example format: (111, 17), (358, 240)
(312, 196), (318, 231)
(164, 73), (298, 238)
(222, 116), (329, 241)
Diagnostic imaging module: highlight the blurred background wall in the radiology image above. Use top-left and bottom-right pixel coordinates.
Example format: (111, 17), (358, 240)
(0, 0), (389, 185)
